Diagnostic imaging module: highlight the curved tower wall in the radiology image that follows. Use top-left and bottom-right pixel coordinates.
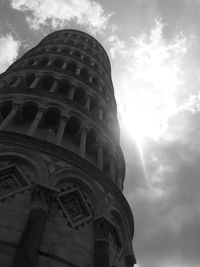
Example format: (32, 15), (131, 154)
(0, 29), (136, 267)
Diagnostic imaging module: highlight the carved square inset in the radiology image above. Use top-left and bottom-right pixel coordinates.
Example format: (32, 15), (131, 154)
(57, 188), (92, 227)
(0, 165), (31, 200)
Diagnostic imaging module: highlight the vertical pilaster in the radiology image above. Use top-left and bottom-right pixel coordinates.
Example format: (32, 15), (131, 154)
(12, 184), (58, 267)
(93, 217), (110, 267)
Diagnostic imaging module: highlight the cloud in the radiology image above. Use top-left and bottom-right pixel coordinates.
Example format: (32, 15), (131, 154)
(9, 0), (112, 33)
(110, 19), (190, 142)
(0, 33), (20, 73)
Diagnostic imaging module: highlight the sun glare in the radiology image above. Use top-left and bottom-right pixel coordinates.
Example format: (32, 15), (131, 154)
(117, 20), (187, 144)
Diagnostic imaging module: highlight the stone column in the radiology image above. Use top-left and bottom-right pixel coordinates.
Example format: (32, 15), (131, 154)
(47, 59), (53, 66)
(11, 77), (21, 88)
(85, 94), (91, 110)
(62, 62), (67, 70)
(93, 217), (110, 267)
(79, 127), (88, 158)
(98, 107), (104, 120)
(99, 85), (102, 93)
(89, 76), (93, 83)
(0, 104), (20, 130)
(97, 141), (104, 170)
(109, 156), (115, 182)
(49, 80), (58, 93)
(12, 184), (58, 267)
(29, 76), (40, 89)
(27, 108), (45, 136)
(32, 59), (38, 66)
(68, 87), (76, 100)
(56, 116), (70, 145)
(76, 67), (81, 76)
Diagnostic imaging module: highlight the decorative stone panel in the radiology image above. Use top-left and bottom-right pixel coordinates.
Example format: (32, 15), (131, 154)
(57, 187), (93, 227)
(0, 165), (31, 200)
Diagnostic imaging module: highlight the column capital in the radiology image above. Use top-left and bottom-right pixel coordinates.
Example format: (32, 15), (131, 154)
(80, 126), (89, 134)
(37, 106), (46, 113)
(96, 139), (105, 148)
(35, 106), (46, 120)
(13, 103), (21, 110)
(31, 183), (59, 212)
(60, 115), (70, 123)
(94, 217), (112, 240)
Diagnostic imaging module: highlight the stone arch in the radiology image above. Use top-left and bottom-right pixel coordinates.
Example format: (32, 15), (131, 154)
(0, 147), (49, 184)
(80, 68), (89, 81)
(58, 79), (71, 96)
(67, 61), (77, 73)
(42, 107), (61, 132)
(68, 110), (85, 123)
(42, 74), (54, 91)
(54, 58), (63, 68)
(109, 207), (132, 253)
(51, 167), (104, 216)
(21, 101), (38, 130)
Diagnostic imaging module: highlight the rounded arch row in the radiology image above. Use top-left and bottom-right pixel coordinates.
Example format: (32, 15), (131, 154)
(7, 53), (114, 107)
(0, 99), (122, 189)
(0, 71), (118, 136)
(40, 30), (111, 72)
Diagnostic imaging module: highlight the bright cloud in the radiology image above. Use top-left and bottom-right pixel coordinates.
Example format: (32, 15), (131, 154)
(114, 20), (188, 142)
(0, 33), (20, 73)
(9, 0), (112, 33)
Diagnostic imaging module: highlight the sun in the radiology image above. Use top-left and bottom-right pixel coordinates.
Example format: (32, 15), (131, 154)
(116, 20), (187, 144)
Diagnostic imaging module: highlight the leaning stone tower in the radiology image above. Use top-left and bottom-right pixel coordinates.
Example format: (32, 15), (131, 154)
(0, 29), (136, 267)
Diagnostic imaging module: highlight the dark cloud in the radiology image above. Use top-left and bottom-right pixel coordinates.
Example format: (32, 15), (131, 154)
(123, 110), (200, 266)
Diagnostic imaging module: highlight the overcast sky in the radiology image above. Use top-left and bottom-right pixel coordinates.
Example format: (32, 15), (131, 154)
(0, 0), (200, 266)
